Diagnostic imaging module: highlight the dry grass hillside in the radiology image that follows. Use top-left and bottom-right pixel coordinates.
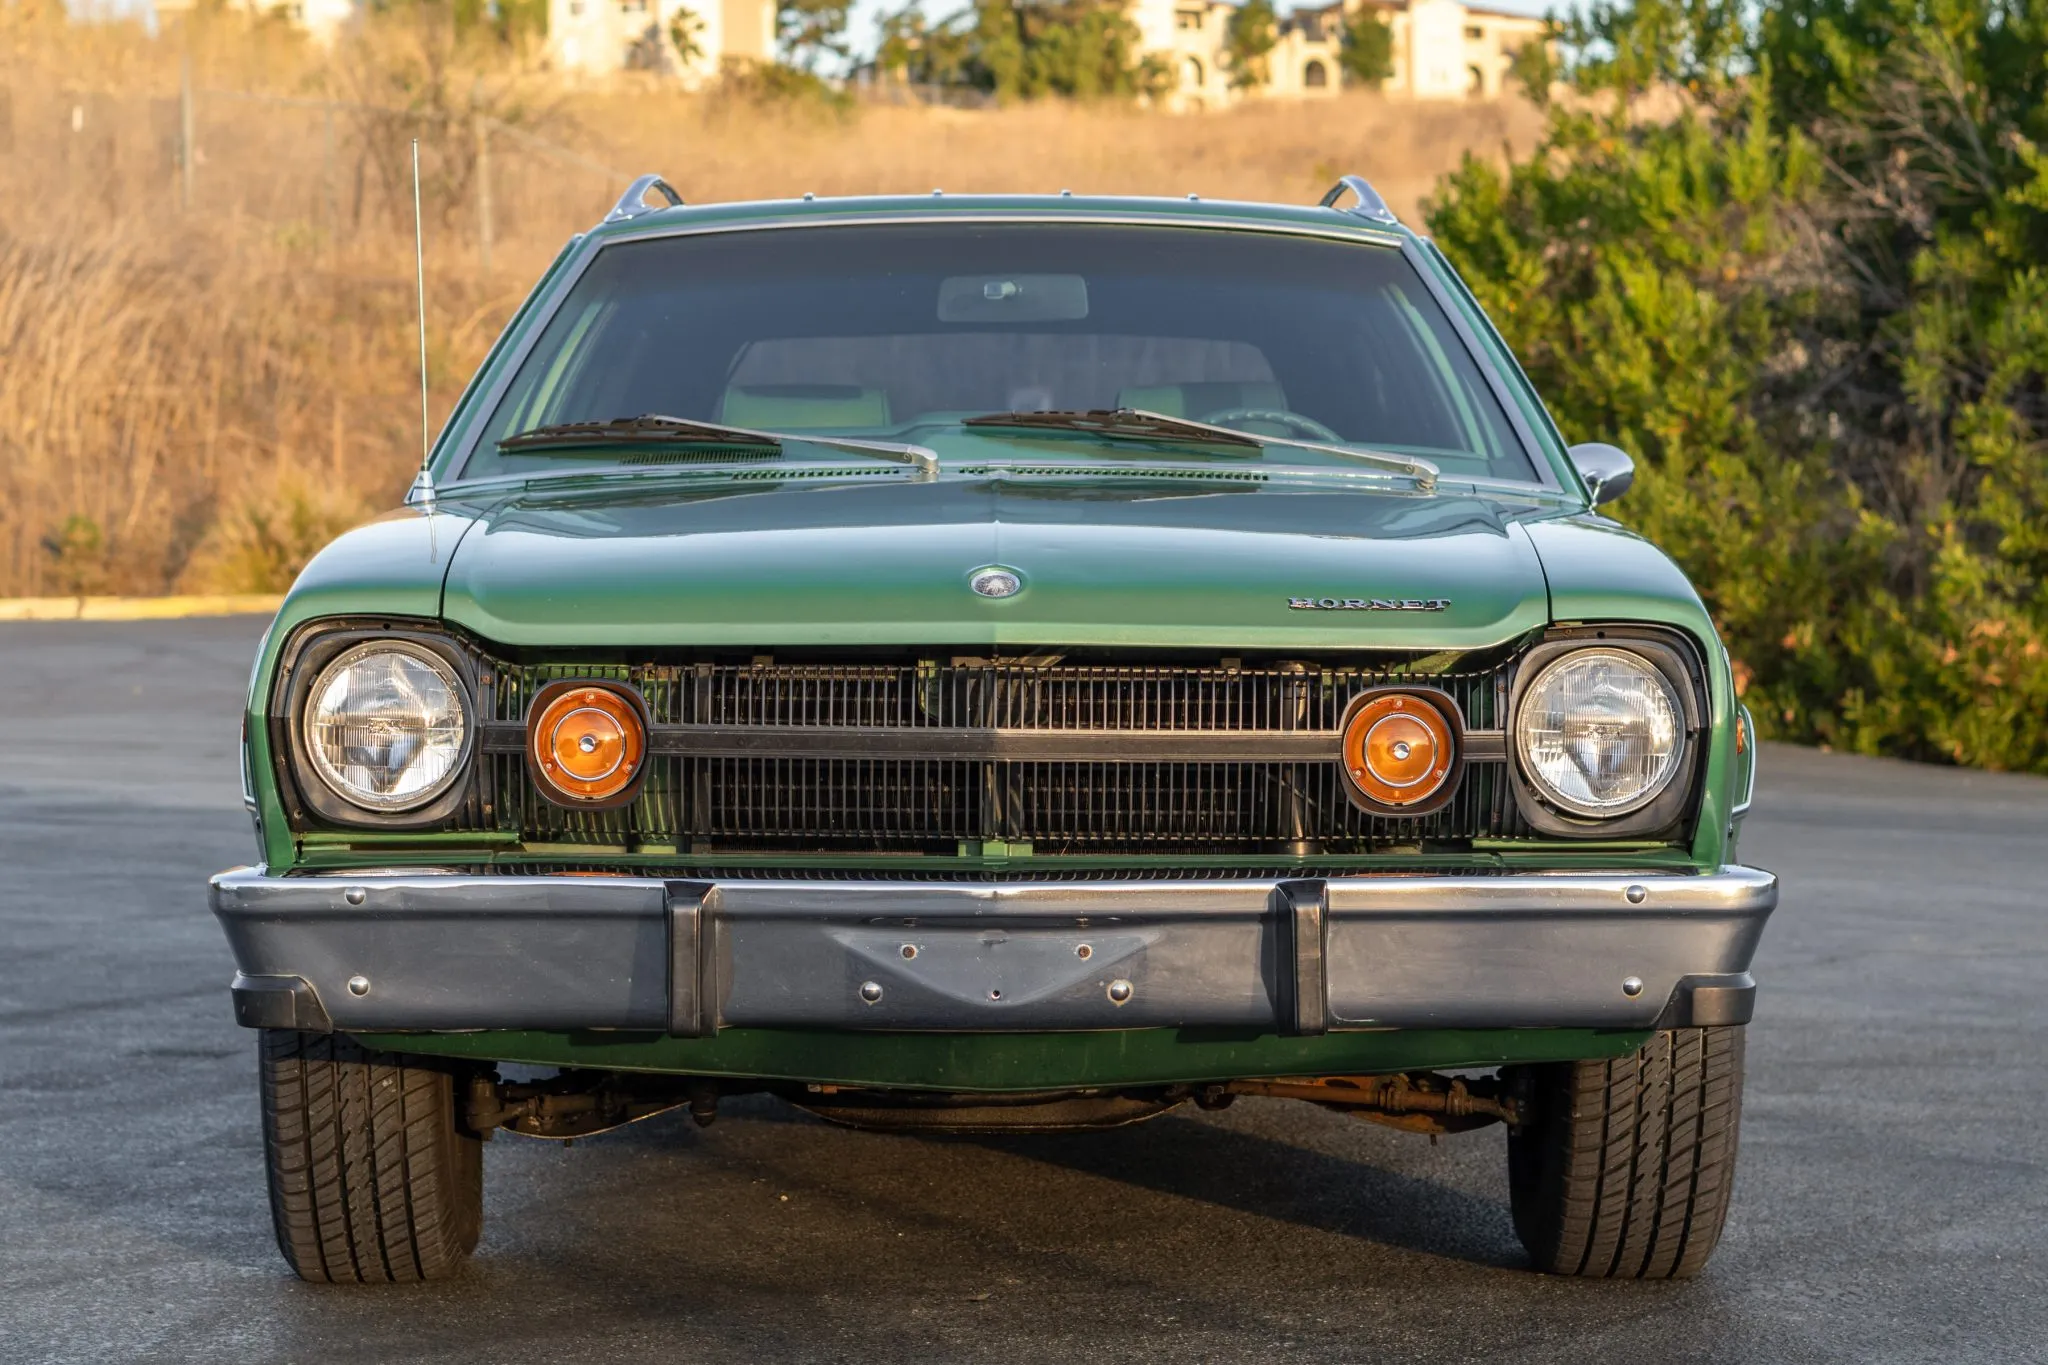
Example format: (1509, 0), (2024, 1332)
(0, 7), (1544, 596)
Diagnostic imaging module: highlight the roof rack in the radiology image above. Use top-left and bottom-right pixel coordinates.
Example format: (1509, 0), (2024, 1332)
(1317, 176), (1399, 226)
(604, 174), (685, 224)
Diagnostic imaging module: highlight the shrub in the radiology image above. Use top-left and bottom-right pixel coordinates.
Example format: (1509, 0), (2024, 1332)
(1426, 0), (2048, 771)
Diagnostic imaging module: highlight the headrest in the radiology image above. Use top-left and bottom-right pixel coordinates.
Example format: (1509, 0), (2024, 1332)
(719, 384), (891, 430)
(1114, 381), (1288, 420)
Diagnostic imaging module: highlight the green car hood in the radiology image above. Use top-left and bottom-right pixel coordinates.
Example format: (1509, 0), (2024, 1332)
(437, 474), (1555, 651)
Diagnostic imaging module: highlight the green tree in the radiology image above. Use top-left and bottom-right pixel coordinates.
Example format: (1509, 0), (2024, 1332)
(778, 0), (853, 69)
(669, 5), (706, 66)
(1224, 0), (1277, 90)
(1502, 25), (1558, 104)
(880, 0), (1167, 100)
(876, 2), (977, 84)
(1425, 0), (2048, 771)
(1338, 6), (1393, 88)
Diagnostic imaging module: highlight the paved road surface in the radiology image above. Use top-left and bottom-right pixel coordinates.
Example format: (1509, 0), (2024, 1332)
(1, 617), (2043, 1364)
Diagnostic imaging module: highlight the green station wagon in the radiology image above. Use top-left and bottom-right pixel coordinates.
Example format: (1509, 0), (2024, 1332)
(212, 175), (1773, 1283)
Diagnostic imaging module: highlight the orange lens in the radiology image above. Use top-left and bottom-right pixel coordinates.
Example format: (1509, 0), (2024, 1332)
(530, 684), (645, 805)
(1341, 691), (1457, 809)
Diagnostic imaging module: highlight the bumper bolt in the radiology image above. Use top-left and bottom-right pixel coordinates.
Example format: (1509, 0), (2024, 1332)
(1107, 978), (1134, 1005)
(1625, 884), (1648, 904)
(900, 944), (918, 960)
(859, 980), (884, 1004)
(343, 887), (367, 906)
(1621, 976), (1645, 998)
(346, 975), (370, 997)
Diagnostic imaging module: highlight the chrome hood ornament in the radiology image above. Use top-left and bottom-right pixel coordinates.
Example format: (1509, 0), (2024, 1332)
(970, 567), (1023, 599)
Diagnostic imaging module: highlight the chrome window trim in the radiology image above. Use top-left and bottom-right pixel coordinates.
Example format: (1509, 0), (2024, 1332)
(1417, 236), (1581, 495)
(1397, 236), (1560, 491)
(433, 211), (1556, 495)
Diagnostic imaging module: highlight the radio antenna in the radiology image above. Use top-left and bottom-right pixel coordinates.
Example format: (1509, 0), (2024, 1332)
(408, 138), (437, 514)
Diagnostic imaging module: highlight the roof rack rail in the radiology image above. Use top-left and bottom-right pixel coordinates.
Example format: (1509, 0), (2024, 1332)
(1317, 176), (1399, 226)
(604, 174), (685, 224)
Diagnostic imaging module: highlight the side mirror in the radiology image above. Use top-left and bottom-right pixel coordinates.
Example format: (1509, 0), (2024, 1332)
(1568, 442), (1635, 507)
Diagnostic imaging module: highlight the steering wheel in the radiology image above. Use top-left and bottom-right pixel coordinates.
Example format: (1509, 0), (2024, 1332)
(1197, 408), (1343, 443)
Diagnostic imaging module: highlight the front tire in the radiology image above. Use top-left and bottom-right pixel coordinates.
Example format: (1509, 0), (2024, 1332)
(1506, 1026), (1744, 1278)
(258, 1030), (483, 1283)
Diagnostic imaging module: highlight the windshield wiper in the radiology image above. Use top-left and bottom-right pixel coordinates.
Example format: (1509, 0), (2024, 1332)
(961, 408), (1438, 492)
(499, 414), (783, 453)
(962, 408), (1264, 450)
(499, 414), (937, 476)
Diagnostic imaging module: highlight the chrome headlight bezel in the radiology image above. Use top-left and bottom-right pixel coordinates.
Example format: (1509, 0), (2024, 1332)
(1506, 632), (1706, 838)
(272, 623), (479, 830)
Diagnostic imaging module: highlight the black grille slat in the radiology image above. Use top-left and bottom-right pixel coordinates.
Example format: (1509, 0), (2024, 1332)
(479, 657), (1533, 854)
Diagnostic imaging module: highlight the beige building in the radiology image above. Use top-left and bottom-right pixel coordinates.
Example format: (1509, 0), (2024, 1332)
(545, 0), (776, 81)
(1131, 0), (1547, 108)
(159, 0), (776, 77)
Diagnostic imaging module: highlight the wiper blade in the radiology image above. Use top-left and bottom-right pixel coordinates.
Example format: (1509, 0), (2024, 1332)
(961, 408), (1437, 492)
(500, 414), (937, 477)
(963, 408), (1264, 450)
(499, 414), (783, 453)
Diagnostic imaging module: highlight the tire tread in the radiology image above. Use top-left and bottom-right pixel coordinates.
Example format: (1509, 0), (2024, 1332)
(258, 1030), (482, 1283)
(1508, 1026), (1744, 1279)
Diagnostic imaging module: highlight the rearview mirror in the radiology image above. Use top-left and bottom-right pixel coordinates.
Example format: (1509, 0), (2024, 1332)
(1568, 443), (1635, 506)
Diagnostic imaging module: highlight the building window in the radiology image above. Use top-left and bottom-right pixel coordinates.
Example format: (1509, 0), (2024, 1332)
(621, 0), (645, 12)
(1464, 24), (1483, 38)
(1182, 55), (1205, 86)
(1467, 63), (1485, 93)
(1175, 8), (1203, 28)
(1303, 60), (1328, 87)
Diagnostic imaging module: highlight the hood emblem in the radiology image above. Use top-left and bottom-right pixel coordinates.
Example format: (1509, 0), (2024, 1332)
(971, 567), (1023, 599)
(1289, 596), (1451, 611)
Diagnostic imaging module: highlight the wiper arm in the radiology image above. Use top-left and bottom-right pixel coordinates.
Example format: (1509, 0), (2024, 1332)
(500, 414), (937, 477)
(962, 408), (1438, 492)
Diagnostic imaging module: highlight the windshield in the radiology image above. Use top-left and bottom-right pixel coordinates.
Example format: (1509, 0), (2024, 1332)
(459, 223), (1539, 484)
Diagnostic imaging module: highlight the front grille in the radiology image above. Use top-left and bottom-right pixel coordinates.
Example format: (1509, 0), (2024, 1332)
(464, 656), (1535, 856)
(467, 862), (1530, 882)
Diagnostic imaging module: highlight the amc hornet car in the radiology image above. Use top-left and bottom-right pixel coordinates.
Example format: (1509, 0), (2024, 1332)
(212, 174), (1773, 1283)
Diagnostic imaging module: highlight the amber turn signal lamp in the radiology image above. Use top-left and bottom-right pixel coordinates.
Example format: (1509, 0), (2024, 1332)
(528, 683), (647, 807)
(1340, 690), (1458, 812)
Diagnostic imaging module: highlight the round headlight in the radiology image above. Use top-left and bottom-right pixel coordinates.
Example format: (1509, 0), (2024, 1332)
(1514, 648), (1683, 817)
(301, 642), (470, 812)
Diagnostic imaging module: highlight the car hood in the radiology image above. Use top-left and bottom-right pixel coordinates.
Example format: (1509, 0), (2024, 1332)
(438, 473), (1560, 651)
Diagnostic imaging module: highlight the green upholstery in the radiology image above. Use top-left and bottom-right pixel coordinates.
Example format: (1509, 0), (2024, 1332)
(720, 384), (891, 430)
(1116, 381), (1288, 419)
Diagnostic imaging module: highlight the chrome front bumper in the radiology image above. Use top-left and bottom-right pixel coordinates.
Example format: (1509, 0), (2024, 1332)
(210, 867), (1776, 1037)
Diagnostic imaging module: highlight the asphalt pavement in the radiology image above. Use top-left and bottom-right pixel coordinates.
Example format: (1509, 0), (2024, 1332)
(1, 616), (2043, 1364)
